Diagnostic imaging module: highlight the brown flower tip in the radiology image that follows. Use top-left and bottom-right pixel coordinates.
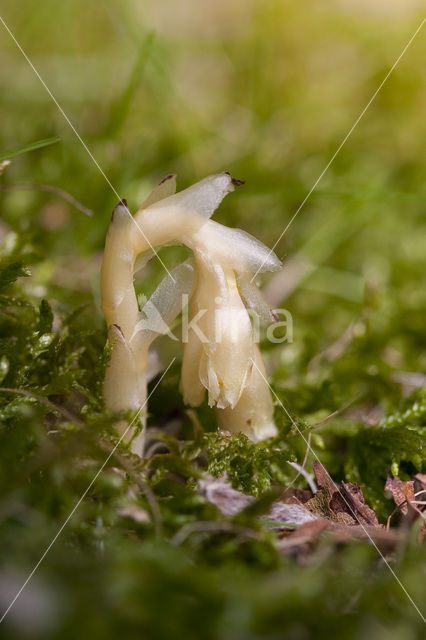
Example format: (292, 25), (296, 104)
(231, 177), (245, 187)
(159, 174), (174, 184)
(111, 199), (128, 221)
(224, 171), (245, 187)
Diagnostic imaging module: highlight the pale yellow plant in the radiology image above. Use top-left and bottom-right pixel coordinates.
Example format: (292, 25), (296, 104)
(101, 172), (281, 454)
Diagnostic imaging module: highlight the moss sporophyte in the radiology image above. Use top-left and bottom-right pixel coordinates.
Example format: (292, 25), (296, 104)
(100, 173), (282, 455)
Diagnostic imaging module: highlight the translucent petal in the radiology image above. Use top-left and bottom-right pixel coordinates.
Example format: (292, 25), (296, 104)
(131, 260), (195, 347)
(194, 220), (282, 273)
(132, 174), (244, 254)
(147, 260), (194, 329)
(139, 174), (177, 209)
(142, 172), (238, 219)
(237, 275), (276, 325)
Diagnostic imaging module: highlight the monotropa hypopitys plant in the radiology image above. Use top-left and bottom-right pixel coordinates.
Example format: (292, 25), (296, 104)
(101, 173), (282, 455)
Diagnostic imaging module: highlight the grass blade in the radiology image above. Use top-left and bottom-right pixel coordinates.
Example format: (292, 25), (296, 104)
(0, 135), (61, 162)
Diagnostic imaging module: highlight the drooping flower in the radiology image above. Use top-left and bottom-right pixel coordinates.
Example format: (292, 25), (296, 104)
(101, 200), (194, 455)
(180, 214), (281, 440)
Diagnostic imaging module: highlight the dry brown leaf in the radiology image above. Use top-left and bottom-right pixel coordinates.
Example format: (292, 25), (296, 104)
(281, 487), (313, 504)
(312, 461), (338, 491)
(278, 519), (400, 557)
(302, 462), (381, 528)
(340, 482), (379, 527)
(385, 474), (415, 516)
(199, 466), (420, 558)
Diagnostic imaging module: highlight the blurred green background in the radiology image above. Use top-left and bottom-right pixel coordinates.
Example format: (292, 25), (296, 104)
(0, 1), (425, 638)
